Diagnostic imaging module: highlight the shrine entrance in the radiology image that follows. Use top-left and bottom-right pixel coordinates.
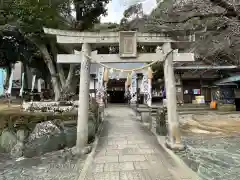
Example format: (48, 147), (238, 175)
(107, 79), (125, 103)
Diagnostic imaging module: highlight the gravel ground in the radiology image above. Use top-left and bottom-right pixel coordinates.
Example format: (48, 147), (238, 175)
(0, 148), (87, 180)
(176, 134), (240, 180)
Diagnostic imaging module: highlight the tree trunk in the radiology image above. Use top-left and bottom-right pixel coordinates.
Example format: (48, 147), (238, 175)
(49, 41), (66, 88)
(23, 63), (28, 89)
(38, 44), (61, 101)
(57, 64), (66, 88)
(49, 40), (77, 94)
(63, 64), (77, 92)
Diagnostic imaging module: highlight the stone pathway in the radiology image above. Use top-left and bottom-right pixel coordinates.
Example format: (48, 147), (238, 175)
(84, 105), (178, 180)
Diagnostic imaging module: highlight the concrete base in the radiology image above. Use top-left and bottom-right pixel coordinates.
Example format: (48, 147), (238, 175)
(71, 145), (92, 155)
(165, 137), (186, 152)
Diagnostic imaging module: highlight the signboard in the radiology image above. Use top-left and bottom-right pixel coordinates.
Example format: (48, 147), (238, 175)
(119, 31), (137, 58)
(195, 96), (205, 104)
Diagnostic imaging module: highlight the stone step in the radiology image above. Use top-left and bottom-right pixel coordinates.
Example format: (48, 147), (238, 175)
(178, 111), (214, 115)
(177, 107), (210, 111)
(180, 104), (209, 108)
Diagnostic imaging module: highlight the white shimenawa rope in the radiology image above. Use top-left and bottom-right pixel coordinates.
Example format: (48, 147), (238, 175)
(84, 50), (173, 72)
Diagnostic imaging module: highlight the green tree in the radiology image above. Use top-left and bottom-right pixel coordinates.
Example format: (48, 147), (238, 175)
(74, 0), (109, 30)
(0, 0), (109, 100)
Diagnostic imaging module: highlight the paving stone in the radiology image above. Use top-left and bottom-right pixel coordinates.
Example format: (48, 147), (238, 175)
(85, 173), (95, 180)
(120, 170), (152, 180)
(127, 140), (146, 144)
(117, 144), (139, 150)
(133, 161), (151, 170)
(108, 138), (127, 142)
(106, 149), (121, 156)
(139, 148), (155, 154)
(108, 140), (128, 145)
(102, 144), (119, 150)
(95, 150), (106, 157)
(144, 155), (159, 162)
(93, 171), (120, 180)
(126, 136), (145, 141)
(104, 162), (135, 172)
(94, 156), (119, 163)
(138, 144), (152, 149)
(92, 163), (104, 173)
(119, 155), (146, 162)
(121, 148), (143, 155)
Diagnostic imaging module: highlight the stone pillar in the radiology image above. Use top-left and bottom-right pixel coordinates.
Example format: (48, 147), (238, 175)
(162, 43), (184, 151)
(77, 43), (91, 150)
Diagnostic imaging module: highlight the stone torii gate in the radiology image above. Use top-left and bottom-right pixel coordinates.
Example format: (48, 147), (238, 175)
(44, 28), (195, 151)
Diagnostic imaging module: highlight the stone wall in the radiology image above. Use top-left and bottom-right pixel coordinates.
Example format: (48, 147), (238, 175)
(0, 100), (102, 158)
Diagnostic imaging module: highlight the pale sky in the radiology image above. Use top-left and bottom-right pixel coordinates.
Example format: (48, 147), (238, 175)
(101, 0), (158, 23)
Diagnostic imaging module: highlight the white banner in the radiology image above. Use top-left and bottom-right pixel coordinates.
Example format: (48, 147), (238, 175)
(7, 65), (15, 95)
(97, 67), (104, 91)
(96, 67), (104, 103)
(19, 73), (25, 97)
(141, 72), (148, 104)
(141, 72), (148, 94)
(37, 79), (42, 93)
(130, 71), (137, 103)
(31, 75), (36, 92)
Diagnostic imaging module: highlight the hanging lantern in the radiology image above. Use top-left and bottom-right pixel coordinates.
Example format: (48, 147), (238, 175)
(109, 68), (114, 74)
(126, 73), (132, 86)
(103, 68), (109, 82)
(125, 81), (128, 89)
(147, 67), (153, 79)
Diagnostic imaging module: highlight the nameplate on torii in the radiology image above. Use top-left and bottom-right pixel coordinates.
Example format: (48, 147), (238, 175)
(57, 50), (195, 64)
(119, 31), (137, 58)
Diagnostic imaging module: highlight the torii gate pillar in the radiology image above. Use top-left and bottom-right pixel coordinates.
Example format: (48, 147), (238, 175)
(77, 43), (91, 150)
(163, 43), (184, 150)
